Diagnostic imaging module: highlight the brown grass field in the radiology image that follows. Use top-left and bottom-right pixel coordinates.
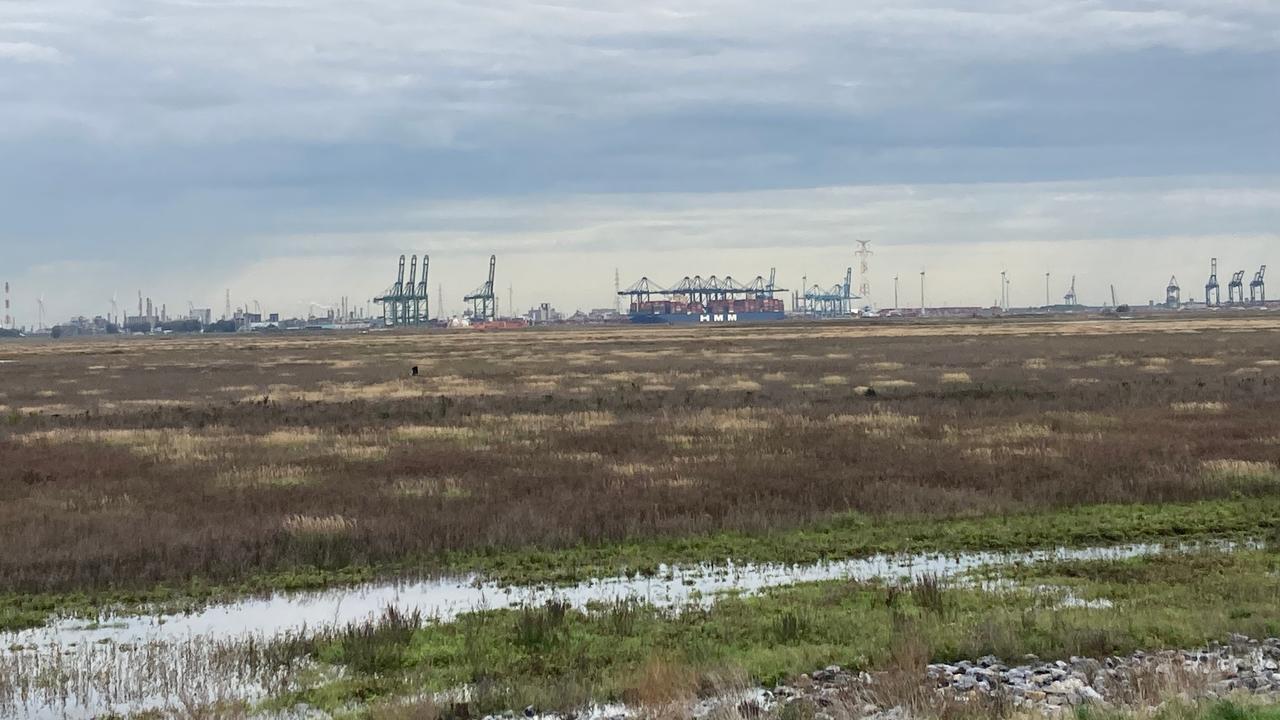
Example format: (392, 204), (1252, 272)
(1, 315), (1279, 595)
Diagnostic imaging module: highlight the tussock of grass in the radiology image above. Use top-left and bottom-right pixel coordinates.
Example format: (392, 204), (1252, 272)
(945, 422), (1052, 445)
(704, 376), (763, 392)
(282, 514), (357, 537)
(383, 477), (470, 499)
(1201, 460), (1280, 484)
(261, 428), (327, 447)
(333, 444), (389, 461)
(16, 403), (75, 414)
(830, 411), (920, 433)
(963, 444), (1063, 462)
(1044, 411), (1120, 431)
(393, 425), (484, 442)
(20, 427), (233, 463)
(1087, 355), (1136, 368)
(1172, 401), (1229, 415)
(677, 408), (774, 434)
(217, 464), (314, 489)
(870, 378), (916, 389)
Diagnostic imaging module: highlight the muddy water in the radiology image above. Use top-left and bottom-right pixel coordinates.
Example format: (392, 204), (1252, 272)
(0, 540), (1244, 719)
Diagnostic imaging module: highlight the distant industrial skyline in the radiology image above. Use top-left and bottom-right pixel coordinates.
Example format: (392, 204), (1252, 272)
(3, 1), (1278, 325)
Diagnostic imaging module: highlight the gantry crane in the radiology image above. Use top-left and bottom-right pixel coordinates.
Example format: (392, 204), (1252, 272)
(1063, 276), (1077, 306)
(464, 255), (497, 320)
(1205, 258), (1220, 306)
(374, 254), (432, 326)
(1228, 270), (1246, 305)
(403, 255), (418, 324)
(1251, 265), (1267, 304)
(377, 255), (407, 325)
(417, 255), (430, 320)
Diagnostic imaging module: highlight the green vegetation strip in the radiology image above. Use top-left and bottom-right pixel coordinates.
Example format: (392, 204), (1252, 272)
(458, 497), (1280, 585)
(271, 547), (1280, 716)
(3, 497), (1277, 633)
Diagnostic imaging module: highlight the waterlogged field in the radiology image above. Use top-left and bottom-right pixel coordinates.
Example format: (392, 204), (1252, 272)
(2, 315), (1280, 718)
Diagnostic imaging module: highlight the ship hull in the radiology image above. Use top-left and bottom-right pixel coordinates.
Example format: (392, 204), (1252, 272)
(630, 311), (786, 325)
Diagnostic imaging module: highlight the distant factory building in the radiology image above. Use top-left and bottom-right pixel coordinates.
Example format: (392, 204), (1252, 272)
(527, 303), (563, 324)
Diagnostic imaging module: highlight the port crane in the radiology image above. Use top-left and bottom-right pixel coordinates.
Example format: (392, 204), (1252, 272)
(373, 253), (433, 325)
(1228, 270), (1246, 305)
(464, 255), (497, 321)
(1251, 265), (1267, 304)
(403, 255), (418, 324)
(417, 255), (430, 320)
(1205, 258), (1220, 306)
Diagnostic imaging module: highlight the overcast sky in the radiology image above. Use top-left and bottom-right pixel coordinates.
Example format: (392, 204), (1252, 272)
(3, 0), (1279, 323)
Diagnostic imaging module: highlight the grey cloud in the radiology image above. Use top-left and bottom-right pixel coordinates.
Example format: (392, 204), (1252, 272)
(0, 40), (64, 62)
(2, 0), (1279, 322)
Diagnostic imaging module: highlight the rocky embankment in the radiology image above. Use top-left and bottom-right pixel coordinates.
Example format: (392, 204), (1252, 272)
(483, 638), (1280, 720)
(763, 636), (1280, 718)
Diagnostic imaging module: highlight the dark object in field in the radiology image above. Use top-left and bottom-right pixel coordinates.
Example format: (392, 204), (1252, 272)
(411, 366), (419, 376)
(864, 386), (877, 397)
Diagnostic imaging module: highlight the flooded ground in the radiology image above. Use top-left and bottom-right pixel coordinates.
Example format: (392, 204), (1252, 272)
(0, 540), (1244, 718)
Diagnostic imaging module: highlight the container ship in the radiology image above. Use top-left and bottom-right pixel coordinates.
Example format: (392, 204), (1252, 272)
(628, 297), (785, 324)
(619, 271), (788, 325)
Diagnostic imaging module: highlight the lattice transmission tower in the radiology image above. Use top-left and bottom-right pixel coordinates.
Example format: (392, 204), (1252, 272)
(854, 240), (873, 299)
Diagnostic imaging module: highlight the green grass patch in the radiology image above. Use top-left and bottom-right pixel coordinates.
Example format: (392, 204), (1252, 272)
(453, 496), (1280, 585)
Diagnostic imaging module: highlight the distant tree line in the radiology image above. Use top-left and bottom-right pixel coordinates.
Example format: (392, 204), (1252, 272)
(204, 320), (237, 333)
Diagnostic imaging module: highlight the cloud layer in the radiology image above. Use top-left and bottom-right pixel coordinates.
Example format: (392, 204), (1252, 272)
(2, 0), (1278, 322)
